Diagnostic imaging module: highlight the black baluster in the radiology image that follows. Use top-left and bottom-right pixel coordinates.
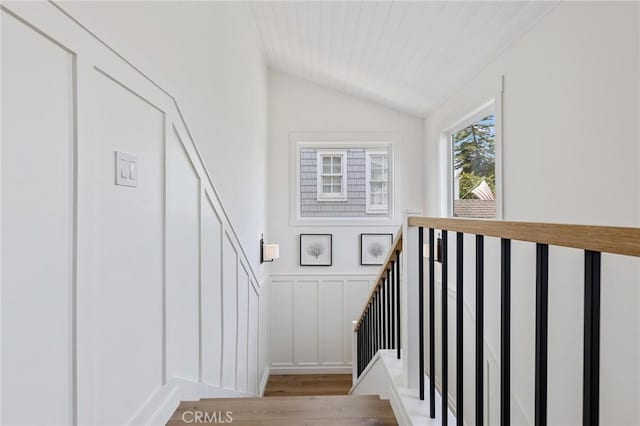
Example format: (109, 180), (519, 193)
(357, 326), (361, 376)
(535, 244), (549, 426)
(391, 262), (395, 350)
(374, 291), (378, 355)
(378, 286), (382, 352)
(387, 269), (392, 349)
(360, 317), (364, 372)
(429, 229), (435, 417)
(396, 251), (401, 360)
(368, 302), (373, 363)
(365, 307), (369, 366)
(456, 232), (464, 426)
(368, 304), (371, 363)
(360, 326), (364, 375)
(501, 239), (511, 426)
(584, 250), (601, 426)
(380, 282), (384, 350)
(419, 227), (425, 401)
(476, 235), (484, 426)
(442, 230), (449, 425)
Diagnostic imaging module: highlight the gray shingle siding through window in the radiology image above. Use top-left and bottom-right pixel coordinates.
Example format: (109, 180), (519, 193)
(299, 148), (372, 217)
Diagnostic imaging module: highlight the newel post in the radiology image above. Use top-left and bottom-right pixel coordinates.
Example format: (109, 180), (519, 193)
(352, 320), (358, 384)
(401, 209), (423, 390)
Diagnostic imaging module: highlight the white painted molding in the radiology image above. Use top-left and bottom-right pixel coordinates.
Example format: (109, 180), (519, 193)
(270, 272), (377, 278)
(258, 367), (270, 397)
(43, 0), (262, 289)
(0, 3), (266, 424)
(269, 273), (375, 374)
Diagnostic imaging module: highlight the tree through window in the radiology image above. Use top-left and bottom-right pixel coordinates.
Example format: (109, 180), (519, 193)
(452, 114), (496, 218)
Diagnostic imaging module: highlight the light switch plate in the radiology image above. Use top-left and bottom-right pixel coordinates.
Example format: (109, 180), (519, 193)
(115, 151), (138, 187)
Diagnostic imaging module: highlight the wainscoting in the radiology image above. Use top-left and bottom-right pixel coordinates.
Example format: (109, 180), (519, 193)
(1, 3), (265, 425)
(270, 274), (376, 373)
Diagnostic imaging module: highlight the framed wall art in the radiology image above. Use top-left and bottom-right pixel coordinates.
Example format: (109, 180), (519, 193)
(360, 233), (393, 265)
(300, 234), (333, 266)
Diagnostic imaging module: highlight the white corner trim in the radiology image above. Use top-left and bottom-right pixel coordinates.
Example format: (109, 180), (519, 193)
(258, 367), (270, 397)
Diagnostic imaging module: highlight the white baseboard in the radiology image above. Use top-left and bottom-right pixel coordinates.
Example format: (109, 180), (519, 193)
(259, 367), (271, 396)
(269, 365), (352, 375)
(127, 378), (253, 426)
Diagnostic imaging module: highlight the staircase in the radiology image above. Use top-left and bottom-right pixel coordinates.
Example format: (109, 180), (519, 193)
(167, 395), (397, 425)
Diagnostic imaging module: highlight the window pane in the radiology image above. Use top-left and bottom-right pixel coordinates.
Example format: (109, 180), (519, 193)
(323, 184), (332, 193)
(333, 156), (341, 174)
(452, 114), (496, 218)
(371, 182), (385, 194)
(370, 181), (387, 207)
(370, 154), (388, 182)
(334, 183), (342, 193)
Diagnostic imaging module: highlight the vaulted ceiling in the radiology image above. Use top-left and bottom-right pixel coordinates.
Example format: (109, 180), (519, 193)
(250, 1), (556, 116)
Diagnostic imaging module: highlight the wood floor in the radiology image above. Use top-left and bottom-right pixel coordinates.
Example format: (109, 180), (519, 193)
(167, 375), (398, 425)
(263, 374), (352, 397)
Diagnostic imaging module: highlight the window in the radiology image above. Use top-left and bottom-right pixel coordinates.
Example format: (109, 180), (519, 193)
(316, 150), (347, 201)
(366, 151), (389, 213)
(451, 113), (496, 218)
(295, 141), (394, 222)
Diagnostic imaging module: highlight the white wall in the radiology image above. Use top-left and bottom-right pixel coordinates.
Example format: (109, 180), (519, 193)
(1, 2), (269, 425)
(55, 0), (272, 400)
(268, 70), (425, 372)
(57, 0), (268, 271)
(424, 3), (640, 425)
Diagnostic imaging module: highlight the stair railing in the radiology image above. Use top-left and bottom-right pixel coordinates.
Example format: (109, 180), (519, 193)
(353, 215), (640, 426)
(354, 229), (403, 377)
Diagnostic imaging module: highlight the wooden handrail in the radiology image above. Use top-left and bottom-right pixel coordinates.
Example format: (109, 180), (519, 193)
(354, 228), (402, 331)
(408, 216), (640, 258)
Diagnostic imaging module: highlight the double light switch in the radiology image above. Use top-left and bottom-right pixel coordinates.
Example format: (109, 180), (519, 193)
(116, 151), (138, 187)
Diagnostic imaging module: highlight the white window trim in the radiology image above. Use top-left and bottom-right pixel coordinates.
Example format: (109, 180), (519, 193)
(316, 150), (348, 202)
(365, 150), (390, 214)
(438, 90), (503, 219)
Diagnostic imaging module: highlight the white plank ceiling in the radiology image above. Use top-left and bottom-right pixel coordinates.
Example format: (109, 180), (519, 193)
(250, 1), (556, 116)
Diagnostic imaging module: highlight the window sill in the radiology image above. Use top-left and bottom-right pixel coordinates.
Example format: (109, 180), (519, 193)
(366, 208), (390, 215)
(290, 217), (399, 227)
(316, 197), (348, 203)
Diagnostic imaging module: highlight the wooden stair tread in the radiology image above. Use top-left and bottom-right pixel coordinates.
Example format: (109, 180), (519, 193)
(168, 417), (396, 426)
(169, 395), (397, 425)
(196, 395), (382, 403)
(263, 374), (352, 397)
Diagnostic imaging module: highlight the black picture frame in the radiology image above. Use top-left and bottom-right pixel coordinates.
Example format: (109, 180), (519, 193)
(360, 233), (394, 265)
(300, 234), (333, 266)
